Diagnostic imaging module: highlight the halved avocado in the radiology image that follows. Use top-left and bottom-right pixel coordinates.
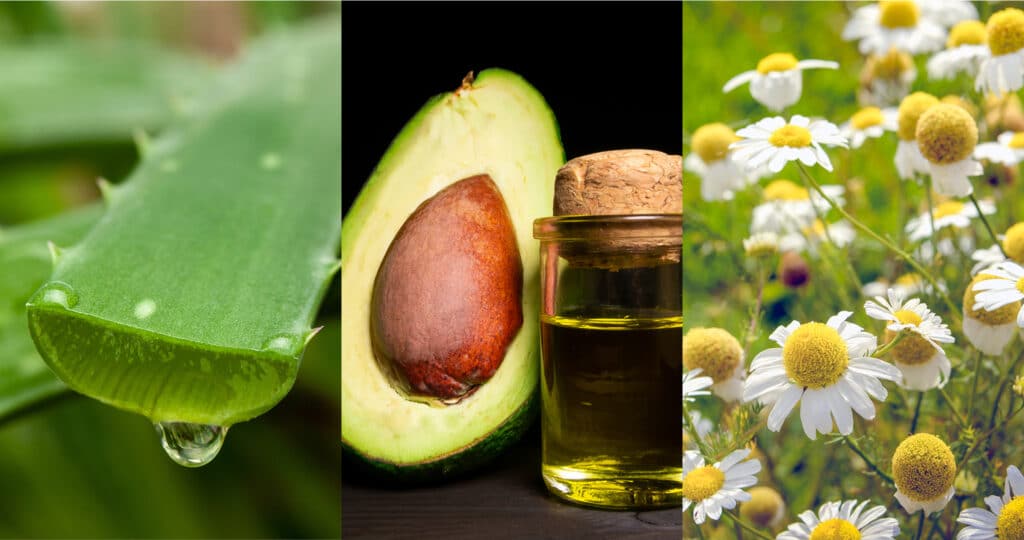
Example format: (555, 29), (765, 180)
(341, 69), (563, 479)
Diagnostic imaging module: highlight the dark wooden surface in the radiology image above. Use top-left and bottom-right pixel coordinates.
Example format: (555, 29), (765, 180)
(341, 425), (681, 539)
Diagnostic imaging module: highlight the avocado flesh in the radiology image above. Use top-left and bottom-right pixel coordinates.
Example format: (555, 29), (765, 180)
(341, 69), (563, 476)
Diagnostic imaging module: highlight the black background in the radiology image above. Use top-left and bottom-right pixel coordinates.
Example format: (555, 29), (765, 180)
(341, 1), (682, 215)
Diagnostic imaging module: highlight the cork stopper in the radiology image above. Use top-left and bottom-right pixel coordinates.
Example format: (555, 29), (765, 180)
(554, 149), (682, 216)
(549, 149), (681, 269)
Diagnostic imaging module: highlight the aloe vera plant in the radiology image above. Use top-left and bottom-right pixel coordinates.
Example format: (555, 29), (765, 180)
(0, 205), (101, 421)
(25, 21), (340, 465)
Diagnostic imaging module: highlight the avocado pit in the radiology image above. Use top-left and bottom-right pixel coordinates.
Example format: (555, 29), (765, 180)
(370, 174), (523, 401)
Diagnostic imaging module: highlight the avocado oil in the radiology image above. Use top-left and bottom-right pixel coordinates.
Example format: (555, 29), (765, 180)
(540, 311), (682, 510)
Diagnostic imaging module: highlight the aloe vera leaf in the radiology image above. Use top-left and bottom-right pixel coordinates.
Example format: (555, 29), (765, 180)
(26, 21), (341, 427)
(0, 204), (101, 421)
(0, 40), (210, 152)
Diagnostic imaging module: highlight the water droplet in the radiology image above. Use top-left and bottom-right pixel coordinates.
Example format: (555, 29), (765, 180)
(262, 333), (298, 354)
(35, 282), (78, 309)
(155, 422), (227, 468)
(134, 298), (157, 319)
(260, 153), (282, 170)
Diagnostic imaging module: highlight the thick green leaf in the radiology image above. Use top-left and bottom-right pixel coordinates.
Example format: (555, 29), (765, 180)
(0, 204), (101, 421)
(0, 39), (211, 152)
(26, 21), (341, 427)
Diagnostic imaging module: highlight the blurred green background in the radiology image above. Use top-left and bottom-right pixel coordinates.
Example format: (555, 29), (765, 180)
(0, 2), (339, 537)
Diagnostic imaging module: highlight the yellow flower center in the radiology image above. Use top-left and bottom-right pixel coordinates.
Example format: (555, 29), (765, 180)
(764, 179), (810, 201)
(965, 274), (1019, 325)
(740, 486), (784, 528)
(683, 327), (743, 382)
(998, 497), (1024, 540)
(871, 48), (914, 80)
(886, 310), (934, 366)
(1010, 133), (1024, 149)
(933, 201), (965, 219)
(896, 273), (923, 288)
(916, 104), (979, 164)
(988, 8), (1024, 57)
(941, 95), (979, 117)
(892, 433), (956, 502)
(851, 107), (885, 130)
(1004, 222), (1024, 263)
(898, 92), (939, 141)
(681, 465), (725, 502)
(810, 518), (862, 540)
(783, 322), (849, 389)
(1016, 277), (1024, 295)
(947, 20), (987, 48)
(757, 52), (799, 74)
(769, 124), (813, 148)
(692, 123), (739, 164)
(805, 219), (827, 238)
(879, 0), (920, 29)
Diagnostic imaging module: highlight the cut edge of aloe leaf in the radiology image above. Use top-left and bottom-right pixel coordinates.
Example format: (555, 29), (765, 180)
(26, 303), (310, 426)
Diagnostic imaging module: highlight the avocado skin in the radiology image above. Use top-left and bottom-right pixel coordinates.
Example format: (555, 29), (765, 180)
(341, 68), (562, 481)
(341, 392), (538, 485)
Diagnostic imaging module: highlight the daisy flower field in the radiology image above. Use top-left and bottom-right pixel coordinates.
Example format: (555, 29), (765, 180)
(684, 2), (1024, 538)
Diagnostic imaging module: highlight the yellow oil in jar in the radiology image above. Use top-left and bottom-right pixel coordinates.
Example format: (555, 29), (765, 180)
(540, 311), (682, 509)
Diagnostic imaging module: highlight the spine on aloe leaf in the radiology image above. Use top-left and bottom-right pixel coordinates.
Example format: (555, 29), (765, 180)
(25, 20), (341, 443)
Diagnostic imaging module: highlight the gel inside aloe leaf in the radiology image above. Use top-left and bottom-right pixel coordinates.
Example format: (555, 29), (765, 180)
(25, 21), (340, 448)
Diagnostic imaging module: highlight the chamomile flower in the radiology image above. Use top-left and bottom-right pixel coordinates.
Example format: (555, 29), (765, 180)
(682, 449), (761, 525)
(972, 260), (1024, 328)
(860, 48), (918, 107)
(779, 219), (856, 256)
(740, 486), (787, 530)
(895, 92), (939, 180)
(927, 20), (990, 79)
(916, 103), (982, 197)
(977, 8), (1024, 95)
(731, 115), (848, 173)
(683, 327), (745, 402)
(840, 106), (897, 149)
(683, 368), (714, 402)
(865, 289), (954, 390)
(743, 232), (780, 260)
(843, 0), (947, 56)
(971, 222), (1024, 274)
(686, 123), (764, 201)
(722, 53), (839, 112)
(919, 0), (979, 29)
(743, 311), (901, 440)
(963, 273), (1020, 355)
(892, 433), (957, 514)
(905, 198), (995, 241)
(957, 465), (1024, 539)
(974, 131), (1024, 166)
(778, 499), (900, 540)
(749, 179), (845, 235)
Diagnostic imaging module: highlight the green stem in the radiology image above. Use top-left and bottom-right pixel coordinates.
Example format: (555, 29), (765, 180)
(796, 163), (961, 323)
(723, 509), (773, 540)
(742, 265), (767, 364)
(844, 437), (895, 486)
(910, 391), (923, 434)
(970, 193), (1005, 258)
(914, 512), (926, 540)
(988, 346), (1024, 430)
(967, 348), (983, 425)
(683, 403), (715, 459)
(873, 331), (906, 358)
(937, 386), (969, 428)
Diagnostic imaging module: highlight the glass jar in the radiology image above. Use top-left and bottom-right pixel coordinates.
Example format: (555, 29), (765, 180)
(533, 214), (682, 509)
